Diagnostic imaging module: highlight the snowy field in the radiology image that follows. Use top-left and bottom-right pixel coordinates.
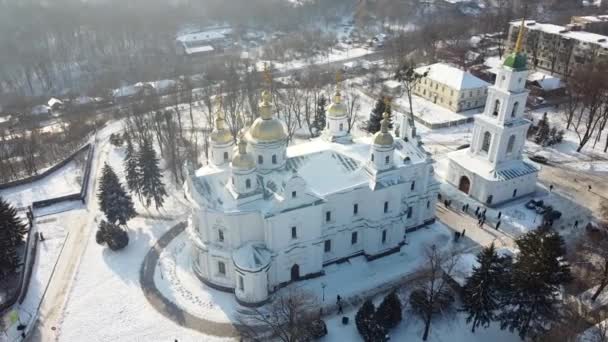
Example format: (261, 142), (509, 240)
(0, 158), (85, 209)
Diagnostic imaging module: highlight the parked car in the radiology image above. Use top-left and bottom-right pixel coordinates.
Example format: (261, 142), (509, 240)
(456, 143), (470, 150)
(529, 154), (549, 164)
(536, 206), (548, 215)
(526, 199), (544, 209)
(547, 210), (562, 220)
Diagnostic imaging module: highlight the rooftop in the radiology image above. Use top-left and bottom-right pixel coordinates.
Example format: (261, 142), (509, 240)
(415, 63), (490, 91)
(189, 136), (430, 214)
(511, 19), (608, 49)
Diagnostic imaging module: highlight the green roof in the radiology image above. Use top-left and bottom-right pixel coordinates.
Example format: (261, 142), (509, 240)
(503, 52), (527, 70)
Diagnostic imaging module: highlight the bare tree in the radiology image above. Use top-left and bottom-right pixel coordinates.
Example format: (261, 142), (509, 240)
(395, 60), (427, 139)
(345, 88), (361, 134)
(409, 246), (459, 341)
(236, 288), (320, 342)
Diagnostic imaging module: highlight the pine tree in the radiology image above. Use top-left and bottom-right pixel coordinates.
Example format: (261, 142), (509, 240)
(96, 220), (129, 251)
(313, 95), (327, 134)
(97, 163), (137, 225)
(0, 197), (27, 276)
(498, 230), (572, 340)
(534, 113), (550, 145)
(462, 243), (510, 333)
(355, 300), (386, 342)
(138, 138), (167, 209)
(375, 291), (403, 330)
(367, 98), (385, 133)
(124, 138), (140, 197)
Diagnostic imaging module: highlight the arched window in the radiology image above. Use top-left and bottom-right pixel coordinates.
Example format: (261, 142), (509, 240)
(339, 123), (343, 131)
(371, 153), (375, 162)
(385, 155), (390, 164)
(272, 154), (277, 164)
(258, 155), (263, 164)
(481, 131), (492, 152)
(246, 179), (251, 189)
(511, 102), (519, 118)
(223, 151), (229, 161)
(506, 135), (516, 154)
(493, 100), (500, 116)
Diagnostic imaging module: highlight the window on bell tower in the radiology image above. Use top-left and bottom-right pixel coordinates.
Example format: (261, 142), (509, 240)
(507, 135), (516, 154)
(493, 100), (500, 116)
(482, 132), (492, 153)
(511, 102), (519, 118)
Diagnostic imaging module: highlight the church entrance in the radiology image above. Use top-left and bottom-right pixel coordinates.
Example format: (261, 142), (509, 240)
(458, 176), (471, 194)
(290, 264), (300, 281)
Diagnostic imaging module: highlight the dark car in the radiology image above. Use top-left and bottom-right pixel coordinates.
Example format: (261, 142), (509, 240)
(456, 144), (470, 150)
(525, 199), (544, 209)
(529, 154), (549, 164)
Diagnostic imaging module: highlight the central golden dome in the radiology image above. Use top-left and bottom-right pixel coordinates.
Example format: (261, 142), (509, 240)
(246, 90), (287, 142)
(248, 117), (288, 142)
(327, 91), (347, 118)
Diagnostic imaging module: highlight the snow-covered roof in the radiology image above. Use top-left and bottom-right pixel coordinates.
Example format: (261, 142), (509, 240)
(189, 136), (430, 213)
(47, 98), (63, 108)
(512, 20), (608, 49)
(184, 45), (214, 55)
(527, 72), (562, 91)
(232, 242), (272, 272)
(449, 147), (539, 182)
(416, 63), (490, 91)
(176, 28), (231, 44)
(573, 14), (608, 22)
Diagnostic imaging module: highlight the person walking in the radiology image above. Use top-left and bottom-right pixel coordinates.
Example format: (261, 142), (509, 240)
(497, 211), (502, 219)
(496, 220), (501, 230)
(475, 207), (480, 216)
(549, 184), (554, 192)
(462, 229), (466, 237)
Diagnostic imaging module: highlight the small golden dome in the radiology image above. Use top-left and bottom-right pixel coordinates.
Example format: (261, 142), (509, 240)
(372, 111), (394, 146)
(231, 136), (255, 170)
(210, 99), (233, 145)
(327, 90), (347, 118)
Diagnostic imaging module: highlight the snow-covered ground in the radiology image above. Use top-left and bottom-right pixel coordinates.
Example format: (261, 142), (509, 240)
(0, 158), (85, 209)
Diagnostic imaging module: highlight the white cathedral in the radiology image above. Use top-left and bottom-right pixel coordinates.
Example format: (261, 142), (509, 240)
(446, 23), (539, 206)
(184, 86), (438, 306)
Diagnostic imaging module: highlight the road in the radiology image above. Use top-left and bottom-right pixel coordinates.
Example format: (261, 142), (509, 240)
(25, 126), (118, 342)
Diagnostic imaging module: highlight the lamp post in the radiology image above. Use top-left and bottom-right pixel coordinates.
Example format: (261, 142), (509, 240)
(321, 282), (327, 302)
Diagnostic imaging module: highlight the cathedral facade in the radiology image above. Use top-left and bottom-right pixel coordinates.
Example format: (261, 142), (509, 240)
(446, 22), (539, 206)
(184, 87), (438, 306)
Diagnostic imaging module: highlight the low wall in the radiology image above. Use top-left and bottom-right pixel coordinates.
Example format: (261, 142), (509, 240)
(0, 143), (91, 191)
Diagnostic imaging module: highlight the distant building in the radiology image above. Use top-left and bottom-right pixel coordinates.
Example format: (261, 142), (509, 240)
(571, 14), (608, 35)
(507, 19), (608, 76)
(175, 28), (231, 56)
(414, 63), (490, 113)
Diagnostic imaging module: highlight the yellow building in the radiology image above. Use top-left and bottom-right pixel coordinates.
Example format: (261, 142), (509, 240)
(414, 63), (490, 113)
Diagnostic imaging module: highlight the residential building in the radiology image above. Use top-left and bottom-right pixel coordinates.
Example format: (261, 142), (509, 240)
(413, 63), (490, 113)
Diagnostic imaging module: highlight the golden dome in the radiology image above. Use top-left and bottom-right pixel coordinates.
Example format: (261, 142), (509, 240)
(231, 136), (255, 170)
(210, 100), (233, 145)
(372, 111), (394, 146)
(327, 90), (347, 118)
(246, 90), (287, 142)
(247, 117), (288, 142)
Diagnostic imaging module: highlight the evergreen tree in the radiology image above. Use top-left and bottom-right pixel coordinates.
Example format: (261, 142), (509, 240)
(534, 113), (550, 145)
(462, 243), (510, 333)
(124, 138), (140, 197)
(355, 300), (387, 342)
(313, 94), (327, 134)
(498, 230), (572, 340)
(0, 197), (27, 276)
(367, 98), (385, 133)
(138, 138), (167, 209)
(96, 220), (129, 251)
(97, 163), (137, 225)
(375, 291), (403, 330)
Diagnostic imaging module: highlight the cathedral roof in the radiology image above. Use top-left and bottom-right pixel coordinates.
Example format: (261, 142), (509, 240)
(327, 90), (347, 118)
(188, 136), (430, 213)
(372, 112), (394, 146)
(231, 135), (255, 170)
(504, 17), (528, 71)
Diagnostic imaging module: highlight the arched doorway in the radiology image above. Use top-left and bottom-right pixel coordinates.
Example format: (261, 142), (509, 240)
(290, 264), (300, 281)
(458, 176), (471, 194)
